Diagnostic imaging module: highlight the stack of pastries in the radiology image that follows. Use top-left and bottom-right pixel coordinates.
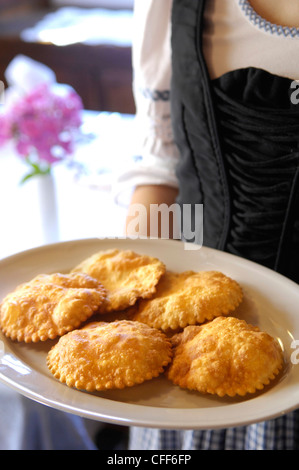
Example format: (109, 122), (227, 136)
(0, 248), (283, 398)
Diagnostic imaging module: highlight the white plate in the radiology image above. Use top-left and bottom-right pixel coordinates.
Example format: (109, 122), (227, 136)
(0, 237), (298, 430)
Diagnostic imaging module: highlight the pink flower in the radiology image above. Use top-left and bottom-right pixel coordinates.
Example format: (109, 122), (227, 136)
(0, 114), (13, 144)
(0, 83), (83, 168)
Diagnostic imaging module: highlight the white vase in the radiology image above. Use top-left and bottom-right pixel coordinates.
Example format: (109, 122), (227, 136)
(35, 172), (59, 245)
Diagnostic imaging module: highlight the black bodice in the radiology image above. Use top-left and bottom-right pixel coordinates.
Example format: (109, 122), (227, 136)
(171, 0), (299, 282)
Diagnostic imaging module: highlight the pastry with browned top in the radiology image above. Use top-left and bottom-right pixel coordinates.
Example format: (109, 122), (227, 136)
(133, 270), (243, 330)
(71, 249), (166, 313)
(0, 272), (106, 342)
(47, 320), (172, 391)
(166, 316), (283, 397)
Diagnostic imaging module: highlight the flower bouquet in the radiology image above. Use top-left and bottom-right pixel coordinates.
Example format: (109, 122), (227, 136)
(0, 82), (83, 183)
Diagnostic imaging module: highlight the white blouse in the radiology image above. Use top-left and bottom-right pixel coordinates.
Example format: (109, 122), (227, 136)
(116, 0), (299, 198)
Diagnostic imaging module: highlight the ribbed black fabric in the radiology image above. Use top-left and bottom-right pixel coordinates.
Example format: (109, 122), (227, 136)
(213, 68), (299, 274)
(171, 0), (299, 282)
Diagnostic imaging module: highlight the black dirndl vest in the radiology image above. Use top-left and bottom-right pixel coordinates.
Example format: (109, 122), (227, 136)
(171, 0), (299, 283)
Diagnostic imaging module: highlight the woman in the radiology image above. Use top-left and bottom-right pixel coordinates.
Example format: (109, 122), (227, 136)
(123, 0), (299, 449)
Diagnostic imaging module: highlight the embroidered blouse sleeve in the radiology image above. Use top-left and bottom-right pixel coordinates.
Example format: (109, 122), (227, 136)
(116, 0), (179, 199)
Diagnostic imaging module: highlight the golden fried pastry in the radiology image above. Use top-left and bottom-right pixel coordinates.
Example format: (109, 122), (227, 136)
(132, 270), (243, 331)
(47, 320), (172, 391)
(0, 272), (106, 343)
(166, 316), (283, 397)
(71, 249), (165, 313)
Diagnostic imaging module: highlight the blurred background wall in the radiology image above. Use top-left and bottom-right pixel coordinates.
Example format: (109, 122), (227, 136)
(0, 0), (135, 113)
